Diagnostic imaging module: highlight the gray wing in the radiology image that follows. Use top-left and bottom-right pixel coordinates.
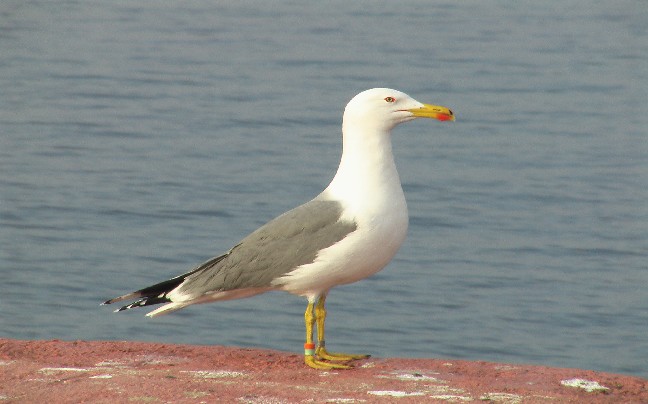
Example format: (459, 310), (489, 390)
(174, 199), (356, 299)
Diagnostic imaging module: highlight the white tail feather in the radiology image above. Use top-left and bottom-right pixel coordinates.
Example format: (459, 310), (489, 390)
(146, 302), (189, 317)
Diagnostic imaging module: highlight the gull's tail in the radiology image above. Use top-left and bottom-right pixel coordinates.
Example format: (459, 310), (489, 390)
(101, 254), (228, 315)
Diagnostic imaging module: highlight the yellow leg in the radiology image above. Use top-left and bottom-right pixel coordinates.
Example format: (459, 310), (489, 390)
(314, 294), (370, 362)
(304, 299), (349, 369)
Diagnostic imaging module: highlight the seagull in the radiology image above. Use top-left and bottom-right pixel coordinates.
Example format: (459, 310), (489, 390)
(102, 88), (455, 369)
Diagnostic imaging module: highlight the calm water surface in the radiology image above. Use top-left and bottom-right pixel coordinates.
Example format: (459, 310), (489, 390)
(1, 1), (647, 377)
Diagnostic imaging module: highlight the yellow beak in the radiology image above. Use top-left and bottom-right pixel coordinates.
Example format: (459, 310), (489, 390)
(408, 103), (455, 122)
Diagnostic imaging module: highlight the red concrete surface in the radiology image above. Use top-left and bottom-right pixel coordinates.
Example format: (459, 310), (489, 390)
(1, 338), (646, 403)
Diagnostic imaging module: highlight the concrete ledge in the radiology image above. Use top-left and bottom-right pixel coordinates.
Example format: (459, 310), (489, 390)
(1, 338), (645, 402)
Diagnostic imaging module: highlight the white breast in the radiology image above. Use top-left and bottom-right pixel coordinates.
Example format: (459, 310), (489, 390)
(275, 127), (409, 299)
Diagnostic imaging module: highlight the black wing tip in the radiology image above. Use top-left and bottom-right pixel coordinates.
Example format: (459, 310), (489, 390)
(101, 294), (142, 310)
(104, 296), (171, 313)
(109, 299), (146, 313)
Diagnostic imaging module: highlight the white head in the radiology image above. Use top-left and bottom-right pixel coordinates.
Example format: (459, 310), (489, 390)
(325, 88), (454, 207)
(343, 88), (454, 133)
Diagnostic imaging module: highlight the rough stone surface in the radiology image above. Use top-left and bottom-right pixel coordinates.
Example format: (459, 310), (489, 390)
(1, 338), (646, 403)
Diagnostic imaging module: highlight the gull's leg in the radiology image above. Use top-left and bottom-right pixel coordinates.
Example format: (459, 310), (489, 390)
(304, 296), (350, 369)
(315, 294), (370, 362)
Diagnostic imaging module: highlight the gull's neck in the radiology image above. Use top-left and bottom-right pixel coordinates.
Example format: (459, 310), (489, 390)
(323, 120), (406, 217)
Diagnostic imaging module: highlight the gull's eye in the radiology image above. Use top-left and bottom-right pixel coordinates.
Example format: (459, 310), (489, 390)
(384, 96), (396, 103)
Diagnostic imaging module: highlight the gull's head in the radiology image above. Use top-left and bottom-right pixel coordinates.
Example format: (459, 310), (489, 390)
(343, 88), (455, 133)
